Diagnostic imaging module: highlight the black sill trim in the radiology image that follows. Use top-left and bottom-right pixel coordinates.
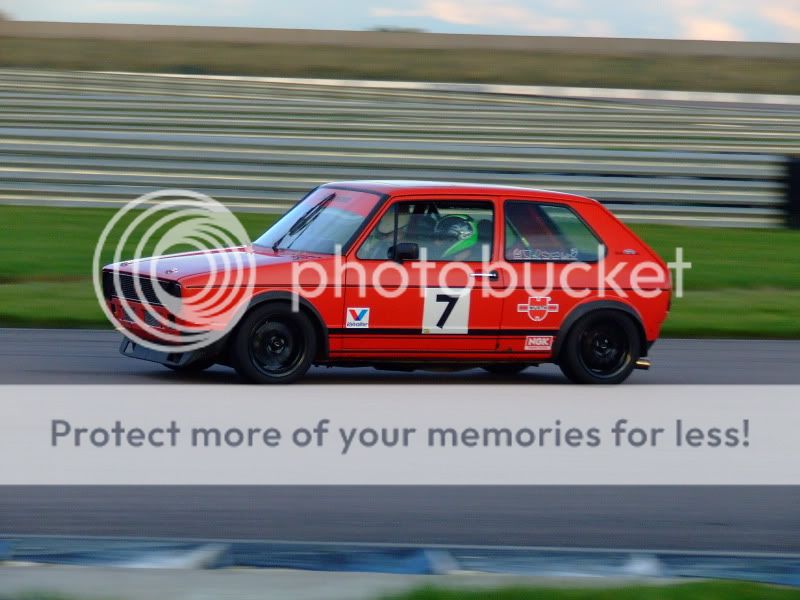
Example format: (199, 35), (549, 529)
(329, 328), (558, 336)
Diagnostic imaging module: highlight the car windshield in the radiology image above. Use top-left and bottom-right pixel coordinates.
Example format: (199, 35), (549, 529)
(254, 187), (383, 254)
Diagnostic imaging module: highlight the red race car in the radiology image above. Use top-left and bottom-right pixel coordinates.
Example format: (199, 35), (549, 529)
(102, 181), (671, 384)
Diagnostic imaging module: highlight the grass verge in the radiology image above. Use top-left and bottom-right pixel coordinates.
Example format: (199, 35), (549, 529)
(1, 205), (798, 337)
(1, 37), (800, 94)
(3, 581), (800, 600)
(384, 582), (800, 600)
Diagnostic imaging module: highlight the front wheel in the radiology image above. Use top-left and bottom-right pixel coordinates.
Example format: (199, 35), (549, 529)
(558, 310), (640, 384)
(230, 304), (317, 384)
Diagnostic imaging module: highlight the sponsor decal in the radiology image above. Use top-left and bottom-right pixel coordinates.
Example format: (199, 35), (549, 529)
(346, 307), (370, 329)
(517, 296), (560, 322)
(525, 335), (554, 352)
(512, 247), (579, 261)
(422, 288), (470, 334)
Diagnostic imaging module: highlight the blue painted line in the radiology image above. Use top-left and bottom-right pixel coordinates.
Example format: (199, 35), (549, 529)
(5, 539), (230, 569)
(228, 542), (440, 574)
(0, 540), (13, 561)
(449, 548), (800, 587)
(2, 536), (800, 586)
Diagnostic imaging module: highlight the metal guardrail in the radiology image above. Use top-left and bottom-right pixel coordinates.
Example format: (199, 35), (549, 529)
(0, 69), (795, 227)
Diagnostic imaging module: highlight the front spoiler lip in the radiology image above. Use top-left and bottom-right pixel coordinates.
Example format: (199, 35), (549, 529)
(119, 338), (197, 367)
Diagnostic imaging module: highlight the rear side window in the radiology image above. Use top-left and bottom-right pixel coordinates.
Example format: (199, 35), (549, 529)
(504, 201), (604, 262)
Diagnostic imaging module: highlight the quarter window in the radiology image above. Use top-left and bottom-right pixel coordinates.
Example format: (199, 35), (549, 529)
(358, 200), (494, 262)
(504, 201), (604, 262)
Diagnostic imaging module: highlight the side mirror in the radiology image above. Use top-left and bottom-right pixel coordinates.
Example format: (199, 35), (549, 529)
(388, 242), (419, 262)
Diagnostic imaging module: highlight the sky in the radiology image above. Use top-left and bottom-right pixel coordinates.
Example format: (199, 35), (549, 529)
(1, 0), (799, 42)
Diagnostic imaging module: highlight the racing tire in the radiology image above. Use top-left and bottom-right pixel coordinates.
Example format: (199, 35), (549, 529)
(482, 365), (528, 376)
(164, 357), (216, 373)
(230, 303), (317, 384)
(558, 310), (640, 385)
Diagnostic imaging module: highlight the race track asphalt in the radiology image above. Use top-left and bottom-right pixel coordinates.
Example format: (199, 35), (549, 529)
(2, 328), (800, 384)
(1, 486), (799, 553)
(1, 328), (799, 552)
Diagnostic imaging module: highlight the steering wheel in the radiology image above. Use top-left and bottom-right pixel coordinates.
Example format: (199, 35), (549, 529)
(434, 215), (474, 241)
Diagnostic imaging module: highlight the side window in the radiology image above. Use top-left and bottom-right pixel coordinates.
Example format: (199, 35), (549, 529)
(357, 200), (494, 262)
(504, 201), (604, 262)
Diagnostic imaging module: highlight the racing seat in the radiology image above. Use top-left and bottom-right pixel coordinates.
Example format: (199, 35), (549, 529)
(466, 218), (494, 261)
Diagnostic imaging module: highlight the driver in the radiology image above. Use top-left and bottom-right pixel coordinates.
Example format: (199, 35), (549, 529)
(436, 214), (480, 261)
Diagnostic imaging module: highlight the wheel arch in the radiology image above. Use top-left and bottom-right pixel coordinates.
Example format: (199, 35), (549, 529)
(239, 291), (330, 360)
(553, 300), (648, 359)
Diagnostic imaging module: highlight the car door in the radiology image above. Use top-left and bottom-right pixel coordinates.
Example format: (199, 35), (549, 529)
(497, 198), (605, 356)
(341, 195), (505, 356)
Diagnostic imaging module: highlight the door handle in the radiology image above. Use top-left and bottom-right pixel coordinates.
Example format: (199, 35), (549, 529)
(470, 271), (499, 281)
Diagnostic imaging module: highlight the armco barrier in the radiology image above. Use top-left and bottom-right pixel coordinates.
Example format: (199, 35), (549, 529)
(0, 69), (797, 227)
(3, 537), (800, 586)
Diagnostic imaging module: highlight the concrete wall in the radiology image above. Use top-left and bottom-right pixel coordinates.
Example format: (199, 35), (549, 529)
(1, 20), (799, 58)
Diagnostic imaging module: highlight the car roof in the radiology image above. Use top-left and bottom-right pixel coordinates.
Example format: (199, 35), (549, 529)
(323, 180), (598, 205)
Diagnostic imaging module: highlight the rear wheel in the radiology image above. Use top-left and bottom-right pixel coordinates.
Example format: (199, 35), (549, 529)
(482, 365), (528, 376)
(559, 310), (640, 384)
(230, 303), (317, 384)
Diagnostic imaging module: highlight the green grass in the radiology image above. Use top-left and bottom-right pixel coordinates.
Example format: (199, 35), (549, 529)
(1, 205), (799, 336)
(657, 289), (800, 338)
(1, 37), (800, 94)
(0, 281), (104, 327)
(0, 596), (79, 600)
(385, 582), (800, 600)
(0, 596), (96, 600)
(629, 225), (800, 291)
(0, 205), (278, 280)
(3, 582), (799, 600)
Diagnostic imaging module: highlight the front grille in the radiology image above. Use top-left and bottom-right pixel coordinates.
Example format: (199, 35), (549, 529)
(104, 271), (180, 306)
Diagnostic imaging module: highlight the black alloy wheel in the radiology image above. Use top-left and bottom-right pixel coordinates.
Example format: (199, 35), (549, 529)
(231, 303), (317, 384)
(559, 310), (640, 384)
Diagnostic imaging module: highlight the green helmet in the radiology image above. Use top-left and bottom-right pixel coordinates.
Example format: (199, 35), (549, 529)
(437, 214), (478, 258)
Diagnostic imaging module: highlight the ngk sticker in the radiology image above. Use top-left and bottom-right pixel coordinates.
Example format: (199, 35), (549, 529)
(525, 335), (554, 351)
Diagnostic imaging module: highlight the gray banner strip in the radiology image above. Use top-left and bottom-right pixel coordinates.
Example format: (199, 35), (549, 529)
(0, 385), (794, 484)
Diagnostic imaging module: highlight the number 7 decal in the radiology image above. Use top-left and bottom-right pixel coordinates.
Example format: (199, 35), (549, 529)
(435, 294), (458, 328)
(422, 288), (470, 334)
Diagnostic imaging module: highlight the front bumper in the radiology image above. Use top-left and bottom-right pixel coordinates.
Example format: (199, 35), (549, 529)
(119, 338), (201, 367)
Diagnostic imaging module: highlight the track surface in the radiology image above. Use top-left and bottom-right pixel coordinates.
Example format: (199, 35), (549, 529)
(2, 328), (800, 384)
(1, 486), (799, 553)
(1, 329), (799, 552)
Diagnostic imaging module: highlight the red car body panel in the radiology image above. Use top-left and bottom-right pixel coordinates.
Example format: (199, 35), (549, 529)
(105, 181), (671, 365)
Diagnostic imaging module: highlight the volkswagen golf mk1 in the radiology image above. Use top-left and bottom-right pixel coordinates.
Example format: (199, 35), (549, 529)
(102, 181), (671, 384)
